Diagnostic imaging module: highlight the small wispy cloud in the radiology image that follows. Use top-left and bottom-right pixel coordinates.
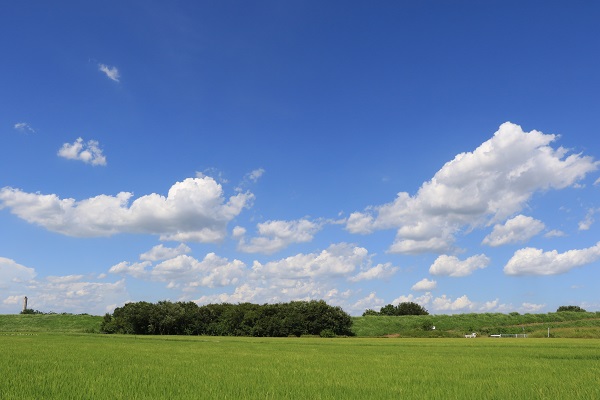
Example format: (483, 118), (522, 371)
(58, 137), (107, 166)
(98, 63), (120, 82)
(578, 208), (597, 231)
(247, 168), (265, 183)
(14, 122), (35, 134)
(544, 229), (566, 238)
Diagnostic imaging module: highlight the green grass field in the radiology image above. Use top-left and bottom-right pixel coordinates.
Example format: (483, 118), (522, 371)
(1, 334), (599, 399)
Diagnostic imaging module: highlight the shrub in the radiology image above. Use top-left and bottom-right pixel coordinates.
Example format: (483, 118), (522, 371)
(320, 329), (336, 338)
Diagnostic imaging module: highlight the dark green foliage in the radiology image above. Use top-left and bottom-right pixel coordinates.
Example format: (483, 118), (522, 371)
(362, 309), (378, 316)
(557, 305), (586, 312)
(101, 300), (354, 337)
(20, 309), (44, 315)
(319, 328), (336, 338)
(365, 302), (429, 316)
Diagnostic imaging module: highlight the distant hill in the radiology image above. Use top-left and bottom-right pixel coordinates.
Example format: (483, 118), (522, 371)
(352, 312), (600, 338)
(0, 314), (103, 333)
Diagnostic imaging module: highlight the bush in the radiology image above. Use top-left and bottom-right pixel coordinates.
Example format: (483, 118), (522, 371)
(320, 329), (336, 338)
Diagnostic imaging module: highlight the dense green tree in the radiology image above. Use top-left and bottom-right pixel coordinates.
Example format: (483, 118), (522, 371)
(374, 302), (429, 316)
(557, 305), (586, 312)
(396, 302), (429, 316)
(101, 300), (353, 337)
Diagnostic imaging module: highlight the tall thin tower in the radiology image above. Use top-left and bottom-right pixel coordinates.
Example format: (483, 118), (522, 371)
(22, 296), (28, 313)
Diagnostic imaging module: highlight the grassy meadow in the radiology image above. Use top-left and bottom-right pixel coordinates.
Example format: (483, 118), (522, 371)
(1, 333), (600, 399)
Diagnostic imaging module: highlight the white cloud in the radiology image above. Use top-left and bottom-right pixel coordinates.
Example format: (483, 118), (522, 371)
(0, 257), (36, 288)
(14, 122), (35, 134)
(46, 275), (85, 283)
(139, 244), (191, 262)
(429, 254), (490, 277)
(232, 226), (246, 239)
(432, 294), (474, 312)
(252, 243), (372, 280)
(348, 262), (398, 282)
(109, 261), (152, 279)
(247, 168), (265, 183)
(595, 177), (600, 185)
(411, 278), (437, 291)
(0, 263), (128, 315)
(578, 208), (597, 231)
(237, 219), (322, 254)
(351, 292), (385, 313)
(57, 137), (107, 166)
(520, 302), (546, 313)
(152, 253), (246, 289)
(251, 245), (356, 279)
(346, 122), (598, 254)
(391, 292), (433, 307)
(544, 229), (566, 238)
(27, 277), (127, 314)
(0, 176), (253, 242)
(98, 63), (120, 82)
(504, 242), (600, 276)
(482, 215), (545, 247)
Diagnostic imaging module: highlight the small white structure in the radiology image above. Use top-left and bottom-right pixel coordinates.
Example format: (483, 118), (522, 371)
(465, 332), (477, 338)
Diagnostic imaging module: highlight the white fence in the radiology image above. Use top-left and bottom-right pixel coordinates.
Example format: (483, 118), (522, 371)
(490, 334), (527, 338)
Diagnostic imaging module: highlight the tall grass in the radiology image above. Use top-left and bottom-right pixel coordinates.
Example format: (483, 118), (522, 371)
(1, 334), (599, 399)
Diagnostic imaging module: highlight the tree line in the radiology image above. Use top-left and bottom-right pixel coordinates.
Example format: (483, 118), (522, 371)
(100, 300), (354, 337)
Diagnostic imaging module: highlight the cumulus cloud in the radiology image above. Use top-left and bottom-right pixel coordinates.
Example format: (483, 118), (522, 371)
(504, 242), (600, 276)
(346, 122), (598, 254)
(351, 292), (385, 313)
(237, 219), (322, 254)
(432, 294), (474, 312)
(391, 292), (434, 307)
(98, 63), (120, 82)
(14, 122), (35, 134)
(28, 277), (127, 314)
(140, 244), (191, 262)
(429, 254), (490, 277)
(251, 243), (388, 281)
(0, 176), (253, 242)
(482, 215), (545, 246)
(0, 257), (36, 288)
(109, 261), (152, 279)
(348, 262), (398, 282)
(152, 253), (246, 289)
(57, 137), (107, 166)
(411, 278), (437, 291)
(0, 263), (128, 315)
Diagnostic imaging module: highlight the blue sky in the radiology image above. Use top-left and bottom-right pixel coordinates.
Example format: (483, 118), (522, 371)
(1, 1), (600, 315)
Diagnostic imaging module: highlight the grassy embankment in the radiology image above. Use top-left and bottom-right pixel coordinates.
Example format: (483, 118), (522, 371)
(0, 313), (103, 333)
(2, 311), (600, 337)
(2, 334), (600, 399)
(352, 311), (600, 338)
